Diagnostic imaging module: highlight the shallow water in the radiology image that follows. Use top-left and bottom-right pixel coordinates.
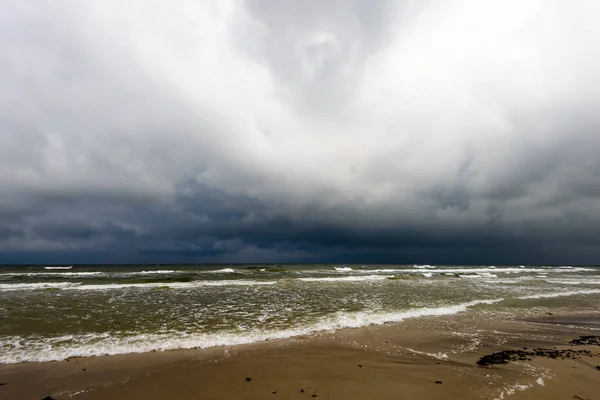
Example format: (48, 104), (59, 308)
(1, 264), (599, 363)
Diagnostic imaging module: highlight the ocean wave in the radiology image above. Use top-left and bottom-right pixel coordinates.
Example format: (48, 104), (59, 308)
(43, 272), (103, 277)
(333, 267), (353, 272)
(205, 268), (236, 273)
(71, 280), (277, 290)
(0, 298), (502, 364)
(134, 270), (181, 275)
(0, 282), (81, 291)
(360, 267), (593, 274)
(0, 270), (186, 278)
(0, 271), (103, 278)
(459, 272), (498, 279)
(517, 289), (600, 300)
(545, 279), (600, 285)
(298, 275), (390, 283)
(0, 280), (276, 292)
(43, 266), (73, 270)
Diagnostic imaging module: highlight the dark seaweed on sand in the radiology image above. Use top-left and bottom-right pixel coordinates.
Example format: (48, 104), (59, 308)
(569, 336), (600, 346)
(477, 348), (593, 366)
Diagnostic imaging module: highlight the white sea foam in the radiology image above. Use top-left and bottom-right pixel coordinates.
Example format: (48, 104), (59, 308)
(334, 267), (353, 272)
(43, 266), (73, 270)
(459, 272), (497, 278)
(0, 282), (81, 291)
(421, 272), (433, 278)
(205, 268), (235, 273)
(359, 267), (593, 274)
(135, 270), (181, 275)
(549, 279), (600, 285)
(70, 280), (276, 290)
(0, 280), (276, 292)
(494, 383), (533, 400)
(0, 298), (502, 364)
(48, 272), (103, 277)
(0, 270), (186, 278)
(299, 275), (389, 283)
(405, 348), (448, 360)
(517, 289), (600, 299)
(414, 265), (435, 269)
(0, 271), (103, 277)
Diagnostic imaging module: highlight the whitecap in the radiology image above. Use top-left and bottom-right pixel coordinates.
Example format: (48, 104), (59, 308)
(334, 267), (353, 272)
(205, 268), (235, 274)
(517, 289), (600, 299)
(299, 275), (389, 283)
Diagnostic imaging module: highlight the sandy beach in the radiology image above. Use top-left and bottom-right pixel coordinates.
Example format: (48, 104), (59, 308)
(1, 311), (599, 400)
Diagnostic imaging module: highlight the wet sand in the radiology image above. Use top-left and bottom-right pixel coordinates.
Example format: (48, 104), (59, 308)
(1, 312), (599, 400)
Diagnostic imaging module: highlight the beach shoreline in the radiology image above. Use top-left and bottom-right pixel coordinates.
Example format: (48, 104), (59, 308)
(1, 310), (599, 400)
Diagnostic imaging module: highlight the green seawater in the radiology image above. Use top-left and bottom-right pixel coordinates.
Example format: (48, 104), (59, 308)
(1, 264), (599, 363)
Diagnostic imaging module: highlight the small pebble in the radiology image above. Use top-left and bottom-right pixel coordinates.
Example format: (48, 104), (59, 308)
(301, 389), (304, 393)
(435, 380), (442, 384)
(245, 377), (252, 382)
(272, 391), (277, 394)
(358, 364), (362, 368)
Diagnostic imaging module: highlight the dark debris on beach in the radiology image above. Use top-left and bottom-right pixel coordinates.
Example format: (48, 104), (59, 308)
(477, 348), (594, 366)
(477, 335), (600, 366)
(569, 336), (600, 346)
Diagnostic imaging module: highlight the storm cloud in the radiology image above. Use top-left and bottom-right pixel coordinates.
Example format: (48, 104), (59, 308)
(1, 0), (599, 264)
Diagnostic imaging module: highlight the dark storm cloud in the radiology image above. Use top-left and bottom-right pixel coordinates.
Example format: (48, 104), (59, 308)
(0, 0), (600, 264)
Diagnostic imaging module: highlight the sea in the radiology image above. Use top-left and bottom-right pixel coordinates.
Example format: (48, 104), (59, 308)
(1, 264), (599, 364)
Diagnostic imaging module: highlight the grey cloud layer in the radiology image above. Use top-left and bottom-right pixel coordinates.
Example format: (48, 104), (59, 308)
(1, 0), (599, 264)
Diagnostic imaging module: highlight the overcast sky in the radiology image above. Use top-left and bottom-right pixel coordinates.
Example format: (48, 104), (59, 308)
(1, 0), (599, 264)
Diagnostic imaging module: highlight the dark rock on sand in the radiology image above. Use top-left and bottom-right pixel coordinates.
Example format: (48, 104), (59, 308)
(435, 380), (442, 384)
(596, 365), (600, 370)
(358, 364), (362, 368)
(570, 336), (600, 346)
(272, 391), (277, 394)
(301, 388), (304, 393)
(245, 377), (252, 382)
(41, 397), (55, 400)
